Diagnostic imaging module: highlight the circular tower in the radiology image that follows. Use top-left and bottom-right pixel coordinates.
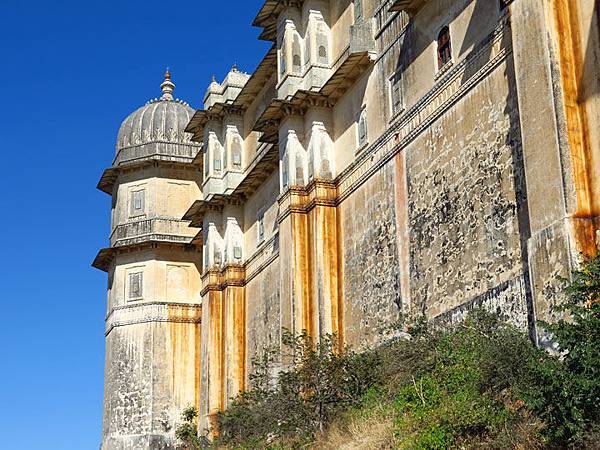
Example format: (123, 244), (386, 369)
(93, 72), (203, 450)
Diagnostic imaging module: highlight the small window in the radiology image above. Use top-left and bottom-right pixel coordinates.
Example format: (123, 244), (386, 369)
(280, 51), (287, 76)
(233, 245), (242, 260)
(128, 272), (143, 299)
(214, 153), (222, 172)
(292, 34), (302, 72)
(232, 138), (242, 168)
(318, 46), (327, 60)
(390, 71), (403, 116)
(317, 22), (329, 65)
(357, 109), (368, 148)
(282, 156), (289, 189)
(130, 190), (145, 217)
(354, 0), (363, 20)
(437, 26), (452, 68)
(257, 212), (265, 243)
(213, 245), (222, 265)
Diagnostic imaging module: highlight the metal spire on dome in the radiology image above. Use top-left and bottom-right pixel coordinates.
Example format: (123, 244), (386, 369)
(160, 68), (175, 101)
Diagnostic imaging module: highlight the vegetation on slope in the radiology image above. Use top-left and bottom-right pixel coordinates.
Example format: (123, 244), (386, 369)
(177, 255), (600, 449)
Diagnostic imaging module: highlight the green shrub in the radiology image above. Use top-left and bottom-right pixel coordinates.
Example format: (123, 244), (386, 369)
(524, 254), (600, 447)
(216, 330), (380, 447)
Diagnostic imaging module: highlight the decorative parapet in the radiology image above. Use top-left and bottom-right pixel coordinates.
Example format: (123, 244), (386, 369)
(113, 142), (200, 167)
(105, 302), (202, 336)
(110, 218), (198, 248)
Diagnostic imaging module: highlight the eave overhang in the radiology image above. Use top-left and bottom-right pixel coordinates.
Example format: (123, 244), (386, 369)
(253, 1), (305, 41)
(92, 237), (201, 272)
(96, 156), (202, 196)
(185, 103), (245, 143)
(183, 143), (278, 227)
(233, 46), (277, 109)
(254, 92), (334, 143)
(92, 247), (115, 272)
(254, 50), (374, 143)
(97, 167), (119, 195)
(389, 0), (428, 15)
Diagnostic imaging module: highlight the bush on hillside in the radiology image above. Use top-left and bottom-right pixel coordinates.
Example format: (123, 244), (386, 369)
(211, 255), (600, 449)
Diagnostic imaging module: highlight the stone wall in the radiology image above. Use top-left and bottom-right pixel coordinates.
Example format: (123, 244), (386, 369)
(404, 59), (529, 329)
(245, 257), (281, 373)
(340, 160), (402, 348)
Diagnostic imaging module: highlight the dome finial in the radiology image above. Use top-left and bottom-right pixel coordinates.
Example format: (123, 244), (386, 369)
(160, 68), (175, 101)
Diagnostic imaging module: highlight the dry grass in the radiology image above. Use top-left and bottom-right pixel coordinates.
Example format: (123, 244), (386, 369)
(310, 402), (398, 450)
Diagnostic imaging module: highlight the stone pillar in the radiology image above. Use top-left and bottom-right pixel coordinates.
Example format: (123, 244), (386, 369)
(200, 270), (225, 433)
(222, 266), (246, 406)
(278, 181), (343, 342)
(510, 0), (600, 340)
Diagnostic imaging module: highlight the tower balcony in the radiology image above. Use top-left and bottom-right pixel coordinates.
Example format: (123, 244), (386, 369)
(109, 217), (198, 248)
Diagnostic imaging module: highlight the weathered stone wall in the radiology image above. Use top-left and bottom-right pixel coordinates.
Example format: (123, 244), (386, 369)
(245, 257), (281, 374)
(404, 59), (529, 329)
(339, 160), (402, 348)
(102, 319), (200, 450)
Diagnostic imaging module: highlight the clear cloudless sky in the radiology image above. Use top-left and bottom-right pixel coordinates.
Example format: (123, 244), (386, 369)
(0, 1), (269, 448)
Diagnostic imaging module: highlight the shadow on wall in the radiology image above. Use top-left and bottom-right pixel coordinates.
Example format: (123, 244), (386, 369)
(394, 0), (501, 77)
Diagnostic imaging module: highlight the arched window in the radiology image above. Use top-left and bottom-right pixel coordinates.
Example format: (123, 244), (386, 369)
(292, 34), (302, 72)
(282, 154), (289, 189)
(316, 22), (329, 65)
(231, 136), (242, 168)
(357, 109), (368, 147)
(437, 26), (452, 68)
(280, 51), (287, 76)
(295, 152), (305, 185)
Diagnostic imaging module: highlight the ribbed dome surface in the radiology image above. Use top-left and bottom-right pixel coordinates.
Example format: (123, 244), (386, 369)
(116, 99), (196, 153)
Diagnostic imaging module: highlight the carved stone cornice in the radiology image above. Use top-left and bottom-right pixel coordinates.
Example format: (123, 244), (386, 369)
(97, 157), (201, 195)
(105, 301), (202, 336)
(200, 264), (246, 296)
(92, 240), (201, 272)
(277, 179), (338, 222)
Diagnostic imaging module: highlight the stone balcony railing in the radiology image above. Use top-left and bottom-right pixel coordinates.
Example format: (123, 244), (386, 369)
(113, 141), (201, 167)
(110, 217), (198, 247)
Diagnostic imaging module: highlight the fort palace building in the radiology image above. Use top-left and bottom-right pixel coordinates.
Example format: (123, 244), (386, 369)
(93, 0), (600, 448)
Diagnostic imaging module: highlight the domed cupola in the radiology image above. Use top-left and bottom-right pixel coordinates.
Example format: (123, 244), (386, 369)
(114, 70), (201, 166)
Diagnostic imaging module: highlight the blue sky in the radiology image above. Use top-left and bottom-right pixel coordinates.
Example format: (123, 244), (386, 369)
(0, 1), (269, 448)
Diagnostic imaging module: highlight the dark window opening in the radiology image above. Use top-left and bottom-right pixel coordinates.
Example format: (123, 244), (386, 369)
(437, 26), (452, 68)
